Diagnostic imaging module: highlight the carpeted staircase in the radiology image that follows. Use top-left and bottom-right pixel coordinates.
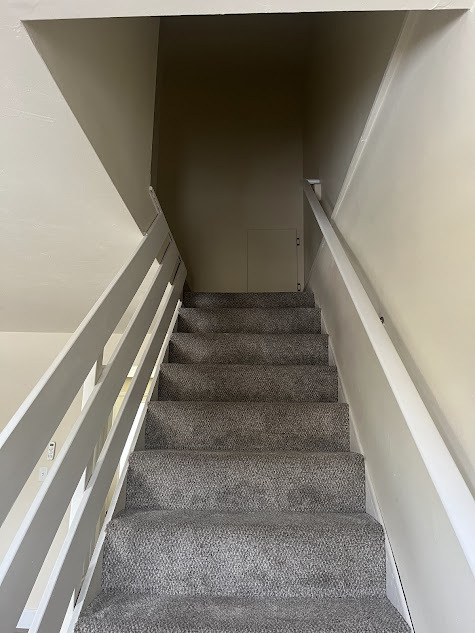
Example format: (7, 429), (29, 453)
(76, 291), (410, 632)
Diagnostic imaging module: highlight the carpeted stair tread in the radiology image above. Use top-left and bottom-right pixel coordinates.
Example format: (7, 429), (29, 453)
(157, 364), (338, 402)
(178, 308), (320, 334)
(184, 291), (315, 308)
(126, 450), (365, 513)
(168, 333), (329, 365)
(102, 509), (385, 599)
(76, 592), (410, 633)
(145, 401), (350, 452)
(75, 289), (411, 633)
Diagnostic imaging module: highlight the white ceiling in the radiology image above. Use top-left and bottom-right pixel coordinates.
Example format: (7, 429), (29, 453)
(11, 0), (472, 20)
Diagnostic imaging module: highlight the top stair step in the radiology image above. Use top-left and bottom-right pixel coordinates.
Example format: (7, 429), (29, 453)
(184, 291), (315, 308)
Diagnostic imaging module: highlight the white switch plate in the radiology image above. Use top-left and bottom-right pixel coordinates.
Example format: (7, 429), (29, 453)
(38, 467), (48, 482)
(47, 441), (56, 461)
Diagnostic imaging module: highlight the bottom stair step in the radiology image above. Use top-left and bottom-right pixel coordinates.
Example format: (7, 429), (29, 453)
(76, 592), (410, 633)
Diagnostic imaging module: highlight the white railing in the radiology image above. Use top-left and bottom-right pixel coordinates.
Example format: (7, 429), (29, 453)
(303, 179), (475, 578)
(0, 191), (187, 632)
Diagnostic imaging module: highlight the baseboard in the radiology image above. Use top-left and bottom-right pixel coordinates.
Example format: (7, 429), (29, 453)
(321, 311), (414, 629)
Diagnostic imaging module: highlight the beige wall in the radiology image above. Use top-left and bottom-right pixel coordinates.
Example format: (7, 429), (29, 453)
(307, 9), (475, 632)
(0, 332), (82, 610)
(0, 8), (148, 334)
(303, 11), (404, 212)
(27, 17), (160, 233)
(156, 15), (307, 291)
(303, 11), (403, 281)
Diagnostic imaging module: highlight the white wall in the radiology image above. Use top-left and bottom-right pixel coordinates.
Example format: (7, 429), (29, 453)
(306, 9), (475, 632)
(156, 15), (306, 291)
(0, 9), (158, 333)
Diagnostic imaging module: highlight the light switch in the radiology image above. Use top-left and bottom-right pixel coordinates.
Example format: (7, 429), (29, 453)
(38, 467), (48, 482)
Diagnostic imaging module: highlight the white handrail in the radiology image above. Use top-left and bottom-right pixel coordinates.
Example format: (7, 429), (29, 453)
(303, 180), (475, 577)
(0, 212), (167, 525)
(0, 191), (187, 632)
(31, 264), (187, 633)
(0, 242), (178, 631)
(67, 296), (183, 633)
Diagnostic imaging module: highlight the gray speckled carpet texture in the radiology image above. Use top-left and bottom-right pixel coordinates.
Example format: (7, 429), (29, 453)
(76, 291), (410, 633)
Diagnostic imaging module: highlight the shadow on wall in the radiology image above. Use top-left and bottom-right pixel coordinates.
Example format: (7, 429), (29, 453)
(155, 14), (309, 292)
(26, 17), (160, 232)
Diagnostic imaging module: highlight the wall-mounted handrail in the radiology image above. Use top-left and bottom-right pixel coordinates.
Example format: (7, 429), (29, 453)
(303, 180), (475, 578)
(0, 192), (187, 632)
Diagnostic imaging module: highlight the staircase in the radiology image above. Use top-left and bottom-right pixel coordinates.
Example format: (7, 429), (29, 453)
(76, 291), (409, 633)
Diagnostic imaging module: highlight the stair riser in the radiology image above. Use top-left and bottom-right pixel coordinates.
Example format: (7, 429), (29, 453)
(102, 512), (385, 599)
(126, 452), (365, 513)
(183, 292), (315, 308)
(157, 365), (338, 402)
(168, 334), (328, 365)
(178, 308), (321, 334)
(145, 402), (350, 452)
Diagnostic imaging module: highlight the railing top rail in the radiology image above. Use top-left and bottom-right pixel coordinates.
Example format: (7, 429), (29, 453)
(303, 179), (475, 578)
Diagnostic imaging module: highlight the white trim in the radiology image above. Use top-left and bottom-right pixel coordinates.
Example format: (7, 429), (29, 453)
(17, 609), (36, 630)
(321, 315), (413, 628)
(12, 0), (472, 21)
(304, 181), (475, 579)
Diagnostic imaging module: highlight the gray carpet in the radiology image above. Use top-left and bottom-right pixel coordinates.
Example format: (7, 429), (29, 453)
(183, 291), (315, 308)
(126, 450), (365, 513)
(76, 593), (410, 633)
(178, 308), (321, 334)
(144, 402), (351, 452)
(157, 364), (338, 402)
(76, 291), (410, 633)
(168, 333), (329, 365)
(102, 510), (385, 599)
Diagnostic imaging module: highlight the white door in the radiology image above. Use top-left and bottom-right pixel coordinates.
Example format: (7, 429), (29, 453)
(247, 229), (298, 292)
